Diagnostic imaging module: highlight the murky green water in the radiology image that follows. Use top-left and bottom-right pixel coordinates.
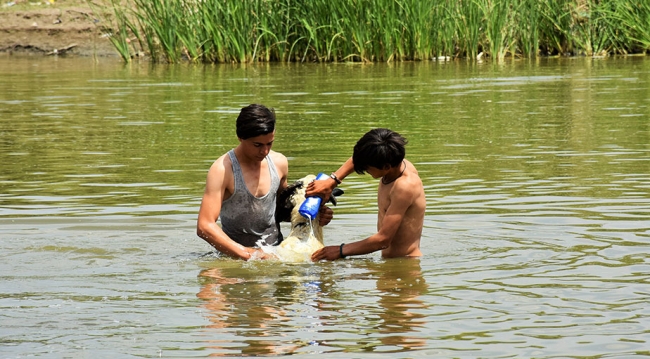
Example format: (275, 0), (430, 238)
(1, 55), (649, 358)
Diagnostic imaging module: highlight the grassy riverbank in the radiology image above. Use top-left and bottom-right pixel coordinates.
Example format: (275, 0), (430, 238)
(102, 0), (650, 63)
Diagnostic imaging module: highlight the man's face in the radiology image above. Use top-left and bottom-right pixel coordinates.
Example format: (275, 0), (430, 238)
(365, 165), (389, 179)
(239, 131), (275, 162)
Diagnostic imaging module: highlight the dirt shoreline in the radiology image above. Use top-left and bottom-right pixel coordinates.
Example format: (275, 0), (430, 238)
(0, 0), (118, 58)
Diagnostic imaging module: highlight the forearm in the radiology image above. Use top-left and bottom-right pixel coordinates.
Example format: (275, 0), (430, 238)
(307, 157), (355, 198)
(311, 232), (391, 261)
(340, 234), (391, 257)
(196, 222), (252, 260)
(331, 157), (355, 185)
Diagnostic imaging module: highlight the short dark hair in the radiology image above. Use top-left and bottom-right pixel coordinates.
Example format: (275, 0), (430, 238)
(353, 128), (407, 174)
(236, 104), (276, 139)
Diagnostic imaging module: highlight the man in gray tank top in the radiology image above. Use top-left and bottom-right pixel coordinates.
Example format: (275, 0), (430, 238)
(196, 104), (332, 260)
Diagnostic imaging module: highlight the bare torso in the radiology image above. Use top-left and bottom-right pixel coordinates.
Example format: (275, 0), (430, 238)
(377, 160), (425, 257)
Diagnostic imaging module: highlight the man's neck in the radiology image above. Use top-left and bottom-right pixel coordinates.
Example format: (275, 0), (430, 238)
(381, 161), (406, 185)
(234, 146), (264, 169)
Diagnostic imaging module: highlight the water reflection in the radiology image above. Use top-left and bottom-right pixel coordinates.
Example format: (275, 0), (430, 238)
(198, 266), (285, 355)
(357, 258), (429, 352)
(197, 258), (428, 356)
(196, 262), (329, 356)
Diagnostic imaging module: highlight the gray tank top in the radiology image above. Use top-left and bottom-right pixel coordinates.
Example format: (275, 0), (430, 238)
(220, 150), (281, 247)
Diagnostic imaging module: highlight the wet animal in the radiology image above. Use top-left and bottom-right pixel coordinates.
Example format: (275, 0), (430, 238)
(268, 174), (343, 262)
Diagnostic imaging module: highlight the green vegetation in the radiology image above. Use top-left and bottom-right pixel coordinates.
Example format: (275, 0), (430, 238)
(100, 0), (650, 63)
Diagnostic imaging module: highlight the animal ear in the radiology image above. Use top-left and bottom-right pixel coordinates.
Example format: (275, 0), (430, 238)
(327, 188), (345, 206)
(275, 181), (303, 223)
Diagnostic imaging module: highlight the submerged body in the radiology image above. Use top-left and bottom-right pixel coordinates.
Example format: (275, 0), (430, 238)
(309, 128), (425, 261)
(372, 159), (425, 258)
(196, 104), (287, 260)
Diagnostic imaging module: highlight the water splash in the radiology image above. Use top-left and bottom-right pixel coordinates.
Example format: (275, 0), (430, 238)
(256, 220), (323, 262)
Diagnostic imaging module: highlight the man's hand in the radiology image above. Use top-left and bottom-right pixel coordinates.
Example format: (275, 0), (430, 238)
(246, 248), (276, 260)
(318, 206), (333, 226)
(311, 245), (342, 261)
(306, 178), (335, 203)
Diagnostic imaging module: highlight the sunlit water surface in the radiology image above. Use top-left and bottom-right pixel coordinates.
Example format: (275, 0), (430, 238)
(1, 55), (649, 358)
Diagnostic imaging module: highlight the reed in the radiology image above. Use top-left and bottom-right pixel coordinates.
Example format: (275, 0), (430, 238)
(517, 0), (542, 58)
(108, 6), (133, 63)
(94, 0), (140, 62)
(569, 1), (614, 56)
(101, 0), (650, 63)
(453, 0), (483, 60)
(437, 0), (459, 59)
(611, 0), (650, 53)
(478, 0), (517, 61)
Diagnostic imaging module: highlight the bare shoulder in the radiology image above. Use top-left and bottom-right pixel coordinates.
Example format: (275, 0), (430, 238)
(404, 160), (423, 188)
(268, 150), (289, 176)
(209, 153), (230, 174)
(393, 161), (424, 199)
(205, 153), (234, 190)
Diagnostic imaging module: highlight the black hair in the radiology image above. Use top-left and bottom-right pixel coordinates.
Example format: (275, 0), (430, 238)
(352, 128), (407, 174)
(236, 104), (276, 139)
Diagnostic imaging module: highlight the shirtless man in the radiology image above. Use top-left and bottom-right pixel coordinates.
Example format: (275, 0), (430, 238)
(197, 104), (333, 260)
(308, 128), (425, 260)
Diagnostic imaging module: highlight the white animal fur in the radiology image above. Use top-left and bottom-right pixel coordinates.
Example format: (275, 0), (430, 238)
(264, 174), (325, 262)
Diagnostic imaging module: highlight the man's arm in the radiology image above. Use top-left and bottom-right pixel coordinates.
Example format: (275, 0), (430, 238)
(270, 150), (289, 195)
(305, 157), (355, 200)
(311, 182), (416, 261)
(196, 158), (259, 260)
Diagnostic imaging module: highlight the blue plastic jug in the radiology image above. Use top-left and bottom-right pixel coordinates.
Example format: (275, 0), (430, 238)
(298, 172), (329, 219)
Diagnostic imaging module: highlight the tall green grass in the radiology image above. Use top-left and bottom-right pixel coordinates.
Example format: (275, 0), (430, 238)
(100, 0), (650, 63)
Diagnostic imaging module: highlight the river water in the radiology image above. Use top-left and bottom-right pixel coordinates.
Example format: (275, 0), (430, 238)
(1, 55), (649, 358)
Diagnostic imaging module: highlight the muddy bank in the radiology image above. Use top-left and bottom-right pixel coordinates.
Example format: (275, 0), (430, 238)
(0, 0), (117, 57)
